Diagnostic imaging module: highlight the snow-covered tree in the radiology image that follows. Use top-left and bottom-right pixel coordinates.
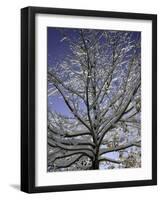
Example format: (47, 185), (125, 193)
(47, 28), (141, 171)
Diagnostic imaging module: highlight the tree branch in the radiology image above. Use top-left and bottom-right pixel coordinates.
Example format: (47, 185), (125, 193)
(98, 77), (141, 145)
(48, 151), (92, 163)
(48, 133), (95, 148)
(48, 125), (92, 138)
(98, 157), (122, 164)
(48, 71), (85, 101)
(48, 138), (95, 157)
(99, 140), (141, 156)
(53, 83), (91, 132)
(54, 154), (84, 169)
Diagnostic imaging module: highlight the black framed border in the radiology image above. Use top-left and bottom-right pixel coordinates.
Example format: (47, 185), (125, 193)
(21, 6), (157, 193)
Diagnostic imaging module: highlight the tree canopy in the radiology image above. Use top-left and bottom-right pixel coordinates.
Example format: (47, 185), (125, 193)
(47, 28), (141, 172)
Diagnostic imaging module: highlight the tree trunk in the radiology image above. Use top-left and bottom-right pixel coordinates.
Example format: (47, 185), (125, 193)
(92, 147), (99, 169)
(93, 159), (99, 169)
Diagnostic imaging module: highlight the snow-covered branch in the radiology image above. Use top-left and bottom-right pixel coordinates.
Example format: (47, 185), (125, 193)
(99, 140), (141, 156)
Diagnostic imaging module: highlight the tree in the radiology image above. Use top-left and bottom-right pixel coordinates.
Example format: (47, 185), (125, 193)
(47, 28), (141, 172)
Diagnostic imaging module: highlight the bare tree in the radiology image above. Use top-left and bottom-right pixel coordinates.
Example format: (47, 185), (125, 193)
(47, 29), (141, 171)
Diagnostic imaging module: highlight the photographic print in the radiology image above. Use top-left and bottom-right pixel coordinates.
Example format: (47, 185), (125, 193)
(47, 28), (141, 172)
(21, 7), (157, 193)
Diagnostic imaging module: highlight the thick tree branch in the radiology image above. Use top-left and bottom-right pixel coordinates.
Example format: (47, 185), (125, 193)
(98, 157), (122, 164)
(48, 138), (95, 156)
(48, 133), (95, 148)
(54, 154), (84, 169)
(80, 30), (97, 145)
(48, 125), (91, 138)
(48, 151), (92, 163)
(99, 140), (141, 156)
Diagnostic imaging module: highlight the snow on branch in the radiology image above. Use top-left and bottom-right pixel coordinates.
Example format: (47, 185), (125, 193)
(99, 140), (141, 156)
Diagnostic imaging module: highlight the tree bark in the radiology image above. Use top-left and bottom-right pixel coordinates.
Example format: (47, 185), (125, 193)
(93, 158), (99, 169)
(92, 146), (99, 169)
